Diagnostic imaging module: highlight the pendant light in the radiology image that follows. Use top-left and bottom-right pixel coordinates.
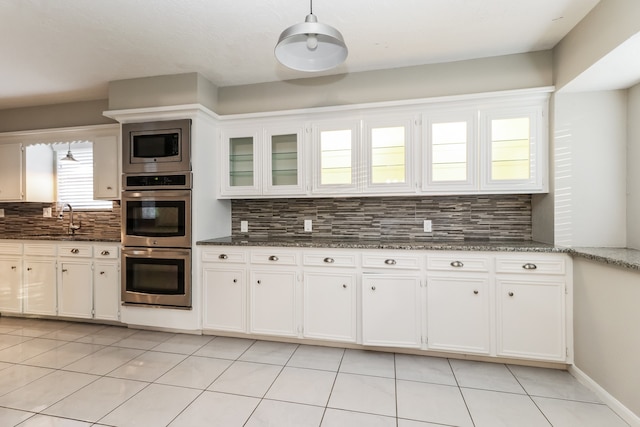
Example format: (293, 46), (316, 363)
(60, 142), (78, 162)
(275, 0), (347, 72)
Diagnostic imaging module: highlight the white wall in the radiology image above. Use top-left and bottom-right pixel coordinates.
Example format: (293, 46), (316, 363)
(554, 91), (627, 247)
(627, 83), (640, 249)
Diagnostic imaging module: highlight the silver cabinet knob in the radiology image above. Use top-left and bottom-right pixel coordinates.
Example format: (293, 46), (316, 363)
(11, 266), (16, 270)
(522, 263), (538, 270)
(62, 268), (68, 273)
(107, 186), (113, 190)
(218, 254), (228, 260)
(384, 259), (396, 265)
(268, 255), (279, 261)
(323, 257), (335, 263)
(101, 250), (110, 256)
(233, 279), (238, 283)
(450, 261), (464, 268)
(371, 286), (376, 291)
(473, 290), (479, 295)
(508, 292), (514, 297)
(257, 280), (261, 284)
(342, 284), (347, 288)
(27, 267), (32, 271)
(99, 271), (105, 275)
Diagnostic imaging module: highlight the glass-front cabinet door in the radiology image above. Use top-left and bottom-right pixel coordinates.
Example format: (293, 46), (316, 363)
(423, 112), (477, 192)
(480, 105), (545, 192)
(312, 121), (360, 194)
(363, 115), (416, 193)
(264, 125), (306, 195)
(220, 127), (261, 197)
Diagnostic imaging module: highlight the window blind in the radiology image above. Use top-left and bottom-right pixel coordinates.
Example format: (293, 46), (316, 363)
(56, 144), (112, 210)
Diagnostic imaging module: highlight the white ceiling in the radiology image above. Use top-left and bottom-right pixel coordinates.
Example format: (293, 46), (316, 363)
(0, 0), (601, 110)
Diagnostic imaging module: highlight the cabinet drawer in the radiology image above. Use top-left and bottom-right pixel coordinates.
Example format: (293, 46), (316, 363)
(58, 244), (93, 258)
(362, 253), (422, 270)
(303, 252), (357, 268)
(94, 245), (119, 259)
(202, 249), (247, 264)
(495, 256), (566, 275)
(427, 254), (491, 272)
(250, 250), (298, 266)
(0, 242), (22, 256)
(24, 243), (57, 257)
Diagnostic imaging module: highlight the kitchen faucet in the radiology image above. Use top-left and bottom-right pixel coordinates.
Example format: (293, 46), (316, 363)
(59, 203), (81, 235)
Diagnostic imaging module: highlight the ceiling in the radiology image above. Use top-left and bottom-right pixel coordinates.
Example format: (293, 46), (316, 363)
(0, 0), (601, 110)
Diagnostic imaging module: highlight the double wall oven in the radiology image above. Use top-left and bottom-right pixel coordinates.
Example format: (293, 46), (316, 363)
(121, 120), (193, 309)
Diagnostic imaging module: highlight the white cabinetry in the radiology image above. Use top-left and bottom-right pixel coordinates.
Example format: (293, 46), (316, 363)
(0, 144), (23, 201)
(93, 245), (120, 321)
(249, 250), (300, 337)
(361, 252), (423, 348)
(0, 242), (23, 313)
(220, 122), (307, 197)
(93, 135), (120, 200)
(496, 255), (568, 362)
(202, 248), (247, 333)
(303, 251), (357, 343)
(426, 254), (491, 355)
(23, 243), (57, 316)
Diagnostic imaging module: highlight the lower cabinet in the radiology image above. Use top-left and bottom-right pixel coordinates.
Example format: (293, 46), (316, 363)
(58, 260), (93, 318)
(426, 275), (491, 355)
(303, 271), (356, 343)
(249, 269), (299, 337)
(23, 258), (57, 316)
(202, 267), (247, 332)
(361, 274), (422, 348)
(93, 260), (120, 321)
(0, 256), (22, 313)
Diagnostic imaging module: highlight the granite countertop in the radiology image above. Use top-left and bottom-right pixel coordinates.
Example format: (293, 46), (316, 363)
(197, 236), (566, 253)
(0, 235), (121, 243)
(571, 247), (640, 271)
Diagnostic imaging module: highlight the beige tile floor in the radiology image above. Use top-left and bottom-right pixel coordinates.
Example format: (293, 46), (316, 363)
(0, 317), (629, 427)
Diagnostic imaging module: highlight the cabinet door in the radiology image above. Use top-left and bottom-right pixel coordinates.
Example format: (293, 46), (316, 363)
(23, 259), (57, 315)
(0, 143), (23, 201)
(363, 115), (416, 194)
(203, 267), (247, 333)
(0, 258), (22, 313)
(58, 261), (93, 319)
(250, 269), (298, 337)
(362, 275), (422, 348)
(423, 112), (477, 192)
(93, 261), (120, 321)
(497, 277), (565, 361)
(311, 121), (360, 194)
(303, 271), (356, 342)
(264, 125), (306, 195)
(427, 275), (490, 354)
(93, 135), (120, 200)
(220, 127), (262, 197)
(480, 104), (546, 192)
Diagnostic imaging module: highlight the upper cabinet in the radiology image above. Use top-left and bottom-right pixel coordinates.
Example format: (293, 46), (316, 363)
(0, 143), (23, 201)
(220, 121), (306, 197)
(217, 89), (550, 199)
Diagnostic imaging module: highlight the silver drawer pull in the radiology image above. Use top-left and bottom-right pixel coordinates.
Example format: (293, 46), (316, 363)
(522, 263), (538, 270)
(101, 250), (110, 256)
(450, 261), (464, 268)
(384, 259), (396, 265)
(323, 257), (335, 263)
(268, 255), (279, 261)
(71, 248), (80, 254)
(218, 254), (228, 260)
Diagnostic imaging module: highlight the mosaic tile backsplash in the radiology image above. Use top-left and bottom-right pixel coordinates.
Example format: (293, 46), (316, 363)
(232, 195), (532, 241)
(0, 202), (121, 240)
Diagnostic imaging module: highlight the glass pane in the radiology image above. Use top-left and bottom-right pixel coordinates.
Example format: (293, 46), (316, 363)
(371, 126), (405, 184)
(229, 137), (254, 187)
(431, 122), (467, 182)
(491, 118), (530, 180)
(272, 134), (298, 186)
(320, 129), (352, 185)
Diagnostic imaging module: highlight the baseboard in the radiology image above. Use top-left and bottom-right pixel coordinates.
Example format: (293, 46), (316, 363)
(569, 365), (640, 427)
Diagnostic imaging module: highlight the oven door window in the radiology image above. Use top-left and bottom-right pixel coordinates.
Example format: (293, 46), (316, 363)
(126, 200), (185, 237)
(126, 258), (185, 295)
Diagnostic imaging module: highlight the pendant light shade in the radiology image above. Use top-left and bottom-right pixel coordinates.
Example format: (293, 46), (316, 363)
(60, 142), (78, 162)
(275, 1), (347, 72)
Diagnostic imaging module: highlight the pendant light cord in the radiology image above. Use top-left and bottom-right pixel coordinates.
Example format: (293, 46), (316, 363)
(310, 0), (313, 14)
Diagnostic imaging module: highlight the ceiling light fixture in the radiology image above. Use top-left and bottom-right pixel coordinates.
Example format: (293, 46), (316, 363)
(274, 0), (347, 72)
(60, 142), (78, 162)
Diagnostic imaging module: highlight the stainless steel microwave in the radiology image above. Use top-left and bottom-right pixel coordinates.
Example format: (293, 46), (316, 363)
(122, 119), (191, 173)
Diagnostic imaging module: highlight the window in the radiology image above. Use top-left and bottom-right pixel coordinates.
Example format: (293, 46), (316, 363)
(55, 142), (112, 210)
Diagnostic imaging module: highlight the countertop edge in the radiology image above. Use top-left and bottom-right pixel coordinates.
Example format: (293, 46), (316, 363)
(570, 247), (640, 271)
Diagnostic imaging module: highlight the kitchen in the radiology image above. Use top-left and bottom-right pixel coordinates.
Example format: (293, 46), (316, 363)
(0, 1), (639, 426)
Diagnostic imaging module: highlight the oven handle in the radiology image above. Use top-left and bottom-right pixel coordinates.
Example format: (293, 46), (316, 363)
(122, 190), (191, 199)
(123, 248), (191, 257)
